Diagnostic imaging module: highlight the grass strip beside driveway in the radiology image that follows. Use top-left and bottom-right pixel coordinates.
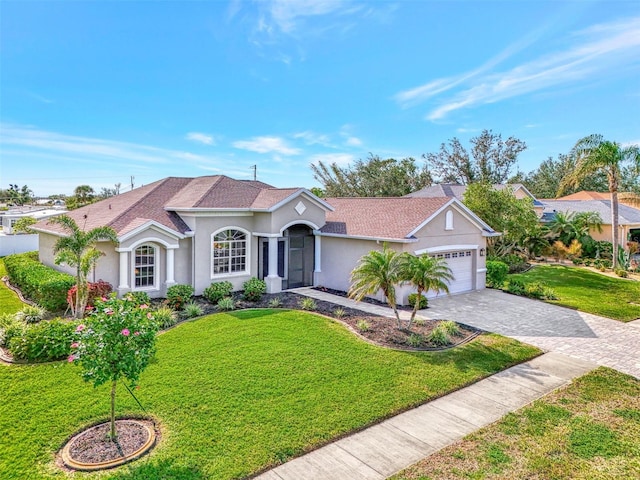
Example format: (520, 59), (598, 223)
(510, 265), (640, 322)
(393, 367), (640, 480)
(1, 309), (539, 479)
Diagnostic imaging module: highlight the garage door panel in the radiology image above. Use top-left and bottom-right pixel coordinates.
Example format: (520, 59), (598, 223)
(427, 250), (473, 297)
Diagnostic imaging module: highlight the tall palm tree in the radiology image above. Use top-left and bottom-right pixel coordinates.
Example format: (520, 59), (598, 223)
(349, 245), (408, 329)
(560, 135), (640, 268)
(49, 215), (118, 318)
(405, 254), (453, 328)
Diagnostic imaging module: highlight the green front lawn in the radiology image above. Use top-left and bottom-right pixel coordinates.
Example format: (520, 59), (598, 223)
(0, 258), (25, 315)
(1, 309), (539, 479)
(510, 265), (640, 322)
(393, 367), (640, 480)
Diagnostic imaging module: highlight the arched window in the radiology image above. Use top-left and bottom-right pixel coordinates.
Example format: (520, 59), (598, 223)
(445, 210), (454, 231)
(134, 244), (156, 288)
(212, 229), (248, 276)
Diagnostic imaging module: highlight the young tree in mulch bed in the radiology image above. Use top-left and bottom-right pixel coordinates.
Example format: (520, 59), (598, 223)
(70, 293), (158, 440)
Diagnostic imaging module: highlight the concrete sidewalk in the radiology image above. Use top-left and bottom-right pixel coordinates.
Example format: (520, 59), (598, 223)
(255, 352), (595, 480)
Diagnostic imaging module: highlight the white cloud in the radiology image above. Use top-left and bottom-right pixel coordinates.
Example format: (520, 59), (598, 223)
(395, 16), (640, 121)
(309, 152), (354, 166)
(185, 132), (216, 145)
(293, 130), (332, 146)
(233, 135), (301, 155)
(264, 0), (357, 34)
(345, 136), (362, 147)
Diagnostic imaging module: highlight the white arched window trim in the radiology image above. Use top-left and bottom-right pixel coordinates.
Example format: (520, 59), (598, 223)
(132, 243), (159, 291)
(445, 210), (454, 231)
(211, 226), (251, 279)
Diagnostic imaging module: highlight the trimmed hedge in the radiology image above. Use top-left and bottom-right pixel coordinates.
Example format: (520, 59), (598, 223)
(3, 252), (74, 311)
(7, 318), (77, 362)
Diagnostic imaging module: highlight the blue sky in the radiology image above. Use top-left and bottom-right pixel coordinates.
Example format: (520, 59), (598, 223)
(1, 0), (639, 196)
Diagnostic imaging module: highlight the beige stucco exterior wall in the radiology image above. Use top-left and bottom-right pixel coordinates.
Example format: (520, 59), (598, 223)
(317, 206), (488, 305)
(252, 195), (327, 234)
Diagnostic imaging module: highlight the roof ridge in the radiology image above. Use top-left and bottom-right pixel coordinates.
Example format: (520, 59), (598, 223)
(109, 177), (173, 229)
(193, 175), (225, 208)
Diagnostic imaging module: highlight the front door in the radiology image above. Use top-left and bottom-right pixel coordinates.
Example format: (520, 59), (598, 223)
(285, 225), (314, 289)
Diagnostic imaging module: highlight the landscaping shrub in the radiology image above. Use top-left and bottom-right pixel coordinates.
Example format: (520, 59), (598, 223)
(268, 297), (282, 308)
(217, 297), (236, 311)
(242, 278), (266, 302)
(486, 260), (509, 288)
(7, 318), (77, 362)
(408, 293), (428, 310)
(67, 280), (113, 314)
(298, 297), (317, 311)
(524, 282), (547, 299)
(356, 319), (370, 332)
(506, 279), (526, 296)
(124, 291), (151, 306)
(406, 333), (423, 347)
(153, 306), (178, 329)
(182, 301), (204, 319)
(440, 320), (460, 336)
(3, 252), (74, 311)
(0, 313), (24, 347)
(428, 324), (451, 346)
(333, 307), (346, 319)
(489, 254), (527, 273)
(582, 239), (613, 259)
(203, 281), (233, 303)
(14, 305), (47, 324)
(614, 268), (629, 278)
(165, 284), (194, 310)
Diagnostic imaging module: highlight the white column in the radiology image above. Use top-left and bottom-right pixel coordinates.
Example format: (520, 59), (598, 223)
(166, 248), (175, 285)
(265, 236), (282, 294)
(313, 234), (322, 286)
(118, 250), (129, 289)
(314, 235), (321, 273)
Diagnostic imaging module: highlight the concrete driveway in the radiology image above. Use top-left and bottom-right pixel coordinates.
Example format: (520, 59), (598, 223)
(424, 288), (640, 379)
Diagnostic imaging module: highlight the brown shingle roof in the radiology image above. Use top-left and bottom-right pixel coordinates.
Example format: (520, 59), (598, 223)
(555, 191), (609, 201)
(321, 197), (451, 240)
(32, 176), (317, 238)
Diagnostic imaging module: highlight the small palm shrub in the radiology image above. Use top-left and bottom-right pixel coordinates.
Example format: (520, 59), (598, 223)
(15, 305), (47, 324)
(440, 320), (460, 336)
(154, 306), (178, 329)
(414, 318), (426, 327)
(268, 297), (282, 308)
(428, 324), (451, 346)
(203, 281), (233, 303)
(182, 301), (204, 319)
(298, 297), (317, 311)
(524, 282), (547, 299)
(408, 293), (428, 310)
(486, 260), (509, 288)
(356, 319), (370, 332)
(406, 333), (423, 347)
(165, 284), (195, 310)
(217, 297), (236, 311)
(242, 278), (266, 302)
(333, 307), (346, 319)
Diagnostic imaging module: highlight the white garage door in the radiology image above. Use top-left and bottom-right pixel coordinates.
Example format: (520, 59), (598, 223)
(432, 250), (474, 295)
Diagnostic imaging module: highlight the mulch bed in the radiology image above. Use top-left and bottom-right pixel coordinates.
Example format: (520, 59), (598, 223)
(167, 291), (482, 351)
(64, 419), (153, 467)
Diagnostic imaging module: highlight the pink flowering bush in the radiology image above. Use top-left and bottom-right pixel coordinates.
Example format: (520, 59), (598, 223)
(70, 294), (158, 439)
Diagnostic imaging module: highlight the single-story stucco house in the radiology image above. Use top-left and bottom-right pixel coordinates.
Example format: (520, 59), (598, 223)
(33, 175), (497, 305)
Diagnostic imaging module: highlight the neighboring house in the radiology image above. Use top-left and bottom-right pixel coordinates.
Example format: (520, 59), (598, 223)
(406, 183), (545, 217)
(541, 199), (640, 245)
(33, 175), (495, 304)
(0, 206), (67, 256)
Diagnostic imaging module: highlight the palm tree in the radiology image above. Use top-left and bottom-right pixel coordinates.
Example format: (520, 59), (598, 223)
(349, 245), (408, 329)
(560, 135), (640, 268)
(49, 215), (118, 318)
(404, 255), (453, 328)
